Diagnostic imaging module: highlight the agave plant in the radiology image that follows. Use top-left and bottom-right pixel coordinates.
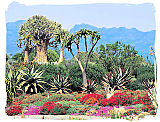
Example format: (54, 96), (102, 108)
(81, 79), (99, 94)
(5, 68), (23, 103)
(102, 67), (134, 98)
(48, 74), (72, 94)
(19, 66), (46, 94)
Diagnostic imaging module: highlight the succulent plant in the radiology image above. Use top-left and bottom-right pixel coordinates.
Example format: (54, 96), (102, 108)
(102, 67), (133, 98)
(48, 74), (72, 94)
(19, 66), (46, 94)
(81, 79), (99, 94)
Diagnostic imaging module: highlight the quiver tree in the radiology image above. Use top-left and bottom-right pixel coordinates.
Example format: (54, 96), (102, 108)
(65, 29), (101, 88)
(52, 29), (70, 64)
(17, 32), (34, 63)
(19, 15), (62, 64)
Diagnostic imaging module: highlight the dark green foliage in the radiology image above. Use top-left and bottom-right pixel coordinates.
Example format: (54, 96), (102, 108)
(11, 53), (24, 63)
(126, 65), (155, 90)
(11, 49), (59, 63)
(70, 52), (100, 64)
(67, 62), (107, 90)
(38, 63), (68, 83)
(97, 41), (146, 72)
(47, 49), (59, 63)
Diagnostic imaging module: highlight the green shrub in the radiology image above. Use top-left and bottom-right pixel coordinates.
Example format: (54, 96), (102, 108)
(42, 94), (74, 102)
(132, 104), (146, 109)
(126, 65), (155, 90)
(39, 63), (68, 83)
(40, 101), (69, 115)
(66, 106), (78, 115)
(32, 101), (44, 106)
(22, 93), (46, 104)
(56, 100), (82, 106)
(67, 62), (107, 90)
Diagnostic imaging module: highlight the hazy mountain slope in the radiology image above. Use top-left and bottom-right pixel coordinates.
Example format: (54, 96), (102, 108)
(6, 21), (155, 62)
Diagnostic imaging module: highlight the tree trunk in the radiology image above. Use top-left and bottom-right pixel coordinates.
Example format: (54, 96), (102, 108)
(24, 47), (29, 63)
(34, 40), (49, 64)
(82, 70), (87, 87)
(58, 42), (63, 64)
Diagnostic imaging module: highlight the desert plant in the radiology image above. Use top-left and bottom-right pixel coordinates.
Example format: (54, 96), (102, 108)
(5, 68), (24, 104)
(19, 66), (46, 94)
(102, 67), (133, 98)
(81, 79), (99, 94)
(48, 74), (72, 94)
(143, 79), (158, 109)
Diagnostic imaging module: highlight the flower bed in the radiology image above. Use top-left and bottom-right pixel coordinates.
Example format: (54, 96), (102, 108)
(5, 90), (157, 121)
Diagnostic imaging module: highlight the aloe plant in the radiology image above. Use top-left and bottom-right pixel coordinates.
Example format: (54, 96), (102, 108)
(48, 74), (72, 94)
(102, 67), (133, 98)
(81, 79), (99, 94)
(19, 66), (46, 94)
(143, 79), (158, 109)
(5, 68), (23, 103)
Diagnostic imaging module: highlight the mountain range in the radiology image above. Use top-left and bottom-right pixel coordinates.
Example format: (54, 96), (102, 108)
(6, 20), (155, 62)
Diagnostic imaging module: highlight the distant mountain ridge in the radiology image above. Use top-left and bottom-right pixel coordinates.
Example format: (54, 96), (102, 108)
(6, 20), (155, 62)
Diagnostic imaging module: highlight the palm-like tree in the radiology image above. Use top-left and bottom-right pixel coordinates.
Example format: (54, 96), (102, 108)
(65, 29), (101, 88)
(17, 33), (34, 63)
(19, 66), (46, 94)
(53, 29), (70, 64)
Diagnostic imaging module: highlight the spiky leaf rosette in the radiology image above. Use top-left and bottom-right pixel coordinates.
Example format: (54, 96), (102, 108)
(19, 66), (46, 94)
(81, 79), (99, 94)
(49, 74), (72, 94)
(102, 67), (134, 90)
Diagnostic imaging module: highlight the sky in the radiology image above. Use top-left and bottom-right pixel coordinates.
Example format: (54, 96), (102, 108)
(5, 2), (155, 32)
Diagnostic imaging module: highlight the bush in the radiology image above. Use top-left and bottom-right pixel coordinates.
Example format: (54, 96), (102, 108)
(80, 94), (104, 104)
(85, 97), (99, 105)
(100, 90), (151, 106)
(67, 62), (107, 90)
(22, 93), (46, 104)
(73, 93), (86, 101)
(100, 93), (135, 106)
(43, 94), (74, 102)
(56, 100), (82, 106)
(66, 106), (78, 115)
(126, 65), (155, 90)
(6, 106), (22, 116)
(40, 101), (69, 115)
(38, 63), (68, 83)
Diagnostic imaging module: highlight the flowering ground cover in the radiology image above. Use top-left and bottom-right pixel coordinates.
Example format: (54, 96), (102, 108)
(5, 90), (157, 121)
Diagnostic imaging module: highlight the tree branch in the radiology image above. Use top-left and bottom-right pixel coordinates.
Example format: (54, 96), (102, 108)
(70, 49), (84, 72)
(84, 39), (99, 71)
